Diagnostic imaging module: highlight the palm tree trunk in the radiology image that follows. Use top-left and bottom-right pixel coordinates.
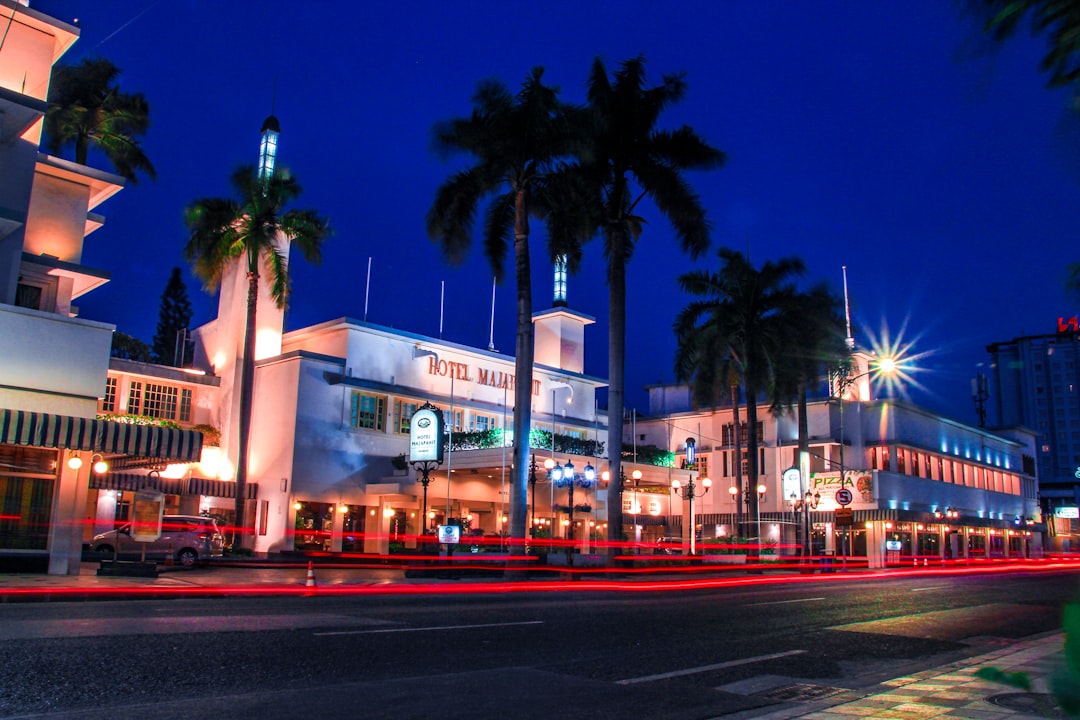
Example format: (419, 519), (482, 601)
(509, 188), (533, 559)
(606, 231), (626, 560)
(731, 381), (743, 535)
(233, 268), (258, 549)
(746, 392), (760, 548)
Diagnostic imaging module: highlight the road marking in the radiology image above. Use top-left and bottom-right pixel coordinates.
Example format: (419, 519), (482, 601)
(911, 586), (950, 592)
(616, 650), (807, 685)
(748, 597), (825, 607)
(313, 620), (544, 636)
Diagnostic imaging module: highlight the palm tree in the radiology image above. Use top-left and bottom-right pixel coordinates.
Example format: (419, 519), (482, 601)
(674, 248), (805, 540)
(427, 68), (578, 555)
(969, 1), (1080, 99)
(44, 57), (155, 183)
(185, 165), (330, 547)
(568, 57), (724, 550)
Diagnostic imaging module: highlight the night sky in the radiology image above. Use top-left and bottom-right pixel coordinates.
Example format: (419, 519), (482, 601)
(33, 0), (1080, 425)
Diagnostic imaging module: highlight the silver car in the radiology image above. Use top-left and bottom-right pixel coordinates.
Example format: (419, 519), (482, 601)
(89, 515), (225, 567)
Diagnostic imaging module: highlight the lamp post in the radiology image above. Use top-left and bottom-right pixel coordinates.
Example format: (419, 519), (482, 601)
(789, 489), (820, 562)
(754, 483), (766, 557)
(834, 356), (896, 567)
(550, 459), (595, 548)
(671, 440), (711, 556)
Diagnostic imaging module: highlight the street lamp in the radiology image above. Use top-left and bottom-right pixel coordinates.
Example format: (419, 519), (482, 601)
(789, 489), (820, 562)
(672, 439), (711, 556)
(755, 483), (766, 557)
(551, 459), (595, 546)
(835, 356), (897, 565)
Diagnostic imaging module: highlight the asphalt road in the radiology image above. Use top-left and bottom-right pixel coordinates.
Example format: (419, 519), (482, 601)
(0, 569), (1077, 720)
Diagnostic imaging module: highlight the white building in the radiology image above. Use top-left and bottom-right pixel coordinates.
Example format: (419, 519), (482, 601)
(636, 352), (1042, 568)
(0, 0), (203, 574)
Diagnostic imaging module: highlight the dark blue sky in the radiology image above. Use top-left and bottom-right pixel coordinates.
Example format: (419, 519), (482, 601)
(36, 0), (1079, 424)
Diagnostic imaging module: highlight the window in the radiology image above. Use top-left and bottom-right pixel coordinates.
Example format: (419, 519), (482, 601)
(472, 414), (498, 432)
(350, 392), (386, 431)
(102, 377), (117, 413)
(179, 389), (192, 423)
(127, 381), (142, 415)
(14, 283), (42, 310)
(393, 400), (420, 435)
(142, 383), (179, 420)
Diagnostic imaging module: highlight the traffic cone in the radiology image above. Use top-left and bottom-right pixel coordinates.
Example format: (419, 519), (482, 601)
(165, 543), (174, 567)
(923, 558), (928, 567)
(305, 561), (317, 590)
(913, 557), (917, 566)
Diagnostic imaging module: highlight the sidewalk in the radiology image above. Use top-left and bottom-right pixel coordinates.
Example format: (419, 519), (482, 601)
(0, 563), (1073, 719)
(746, 631), (1069, 720)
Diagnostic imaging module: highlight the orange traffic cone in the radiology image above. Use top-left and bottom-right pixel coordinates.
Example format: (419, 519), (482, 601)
(305, 561), (317, 591)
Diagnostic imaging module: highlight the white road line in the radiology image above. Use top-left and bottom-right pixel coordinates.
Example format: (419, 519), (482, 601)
(911, 586), (951, 592)
(748, 597), (826, 607)
(313, 620), (544, 636)
(616, 649), (807, 685)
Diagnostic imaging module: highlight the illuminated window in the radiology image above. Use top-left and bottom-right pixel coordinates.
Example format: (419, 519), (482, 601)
(472, 414), (498, 432)
(350, 392), (386, 431)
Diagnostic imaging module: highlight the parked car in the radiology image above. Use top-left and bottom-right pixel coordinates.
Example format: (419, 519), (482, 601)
(89, 515), (225, 567)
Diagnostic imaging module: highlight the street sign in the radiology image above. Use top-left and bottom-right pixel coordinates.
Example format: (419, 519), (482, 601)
(835, 488), (853, 506)
(835, 507), (854, 526)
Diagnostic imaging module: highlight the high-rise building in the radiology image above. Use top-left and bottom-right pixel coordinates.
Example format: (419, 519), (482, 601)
(987, 323), (1080, 548)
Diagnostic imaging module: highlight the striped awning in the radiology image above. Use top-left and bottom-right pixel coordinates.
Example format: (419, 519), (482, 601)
(89, 472), (186, 495)
(0, 409), (203, 462)
(87, 473), (257, 499)
(187, 476), (258, 499)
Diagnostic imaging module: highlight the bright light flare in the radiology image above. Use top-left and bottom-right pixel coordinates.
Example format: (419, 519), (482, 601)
(862, 318), (934, 402)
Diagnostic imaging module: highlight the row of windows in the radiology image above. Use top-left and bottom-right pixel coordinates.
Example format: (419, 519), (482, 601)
(348, 391), (543, 438)
(100, 378), (193, 423)
(868, 446), (1021, 495)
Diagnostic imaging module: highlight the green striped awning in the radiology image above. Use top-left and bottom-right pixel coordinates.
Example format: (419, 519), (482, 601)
(0, 409), (203, 463)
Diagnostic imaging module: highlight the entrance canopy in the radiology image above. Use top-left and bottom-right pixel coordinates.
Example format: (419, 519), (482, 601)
(0, 409), (203, 463)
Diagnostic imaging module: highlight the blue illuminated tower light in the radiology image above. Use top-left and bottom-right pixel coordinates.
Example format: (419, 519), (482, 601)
(258, 114), (280, 181)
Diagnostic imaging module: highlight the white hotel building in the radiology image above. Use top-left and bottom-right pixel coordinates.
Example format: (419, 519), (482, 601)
(0, 0), (1043, 573)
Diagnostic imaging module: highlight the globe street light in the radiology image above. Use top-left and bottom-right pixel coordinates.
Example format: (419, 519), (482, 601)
(670, 476), (711, 555)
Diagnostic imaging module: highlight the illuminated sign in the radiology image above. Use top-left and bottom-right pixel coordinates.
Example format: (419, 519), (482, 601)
(885, 540), (902, 551)
(409, 405), (445, 463)
(1059, 316), (1079, 333)
(437, 525), (461, 544)
(425, 356), (541, 396)
(1057, 506), (1079, 519)
(131, 490), (164, 542)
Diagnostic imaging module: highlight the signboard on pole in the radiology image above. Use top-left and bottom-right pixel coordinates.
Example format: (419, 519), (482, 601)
(437, 524), (461, 544)
(409, 404), (445, 463)
(835, 488), (853, 506)
(835, 507), (854, 526)
(782, 467), (801, 501)
(131, 490), (164, 542)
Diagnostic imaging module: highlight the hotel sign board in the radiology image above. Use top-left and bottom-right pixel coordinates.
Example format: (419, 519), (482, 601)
(409, 405), (445, 464)
(1058, 506), (1079, 519)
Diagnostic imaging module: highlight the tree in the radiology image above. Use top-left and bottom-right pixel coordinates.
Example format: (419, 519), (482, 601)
(152, 267), (194, 366)
(110, 331), (152, 362)
(427, 68), (578, 557)
(674, 248), (805, 538)
(44, 57), (155, 184)
(185, 165), (330, 547)
(969, 1), (1080, 100)
(567, 57), (724, 549)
